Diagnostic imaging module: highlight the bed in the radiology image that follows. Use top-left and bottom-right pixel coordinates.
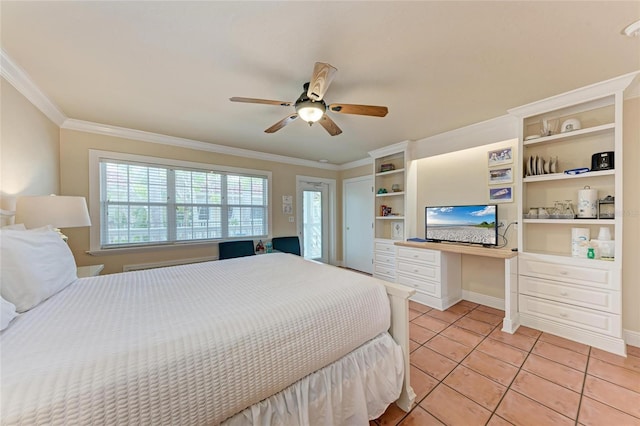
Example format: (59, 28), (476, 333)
(0, 228), (415, 425)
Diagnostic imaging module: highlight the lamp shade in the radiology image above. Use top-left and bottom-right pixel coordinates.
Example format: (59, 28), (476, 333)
(295, 100), (325, 123)
(15, 195), (91, 229)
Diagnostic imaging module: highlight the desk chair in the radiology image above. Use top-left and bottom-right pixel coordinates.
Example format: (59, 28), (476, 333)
(271, 236), (301, 256)
(218, 240), (256, 260)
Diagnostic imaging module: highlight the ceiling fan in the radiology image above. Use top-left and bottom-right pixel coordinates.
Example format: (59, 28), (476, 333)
(230, 62), (388, 136)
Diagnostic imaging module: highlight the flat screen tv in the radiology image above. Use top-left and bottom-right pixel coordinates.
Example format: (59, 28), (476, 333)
(425, 204), (498, 246)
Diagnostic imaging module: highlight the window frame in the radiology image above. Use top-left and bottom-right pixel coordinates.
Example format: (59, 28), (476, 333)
(88, 150), (272, 254)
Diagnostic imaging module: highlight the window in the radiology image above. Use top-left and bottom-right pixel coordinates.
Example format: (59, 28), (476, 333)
(94, 152), (269, 250)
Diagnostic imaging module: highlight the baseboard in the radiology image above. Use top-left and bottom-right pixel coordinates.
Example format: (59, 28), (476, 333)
(520, 313), (626, 356)
(624, 329), (640, 349)
(461, 290), (505, 311)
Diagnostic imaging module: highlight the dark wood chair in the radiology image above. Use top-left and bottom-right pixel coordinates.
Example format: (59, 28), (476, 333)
(271, 236), (301, 256)
(218, 240), (256, 260)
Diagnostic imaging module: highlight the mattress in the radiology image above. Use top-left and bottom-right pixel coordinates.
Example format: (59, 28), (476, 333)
(1, 253), (392, 425)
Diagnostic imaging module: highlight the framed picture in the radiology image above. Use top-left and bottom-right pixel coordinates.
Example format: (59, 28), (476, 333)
(391, 221), (404, 240)
(488, 147), (513, 167)
(488, 167), (513, 184)
(489, 186), (513, 203)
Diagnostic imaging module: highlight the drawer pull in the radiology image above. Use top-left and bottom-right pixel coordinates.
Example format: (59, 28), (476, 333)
(560, 291), (569, 296)
(559, 312), (568, 318)
(413, 254), (419, 258)
(414, 269), (419, 273)
(559, 271), (568, 275)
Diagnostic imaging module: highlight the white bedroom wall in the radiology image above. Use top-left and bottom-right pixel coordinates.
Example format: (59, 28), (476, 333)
(0, 77), (60, 212)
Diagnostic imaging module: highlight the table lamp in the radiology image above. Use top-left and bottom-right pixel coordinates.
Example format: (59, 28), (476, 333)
(15, 195), (91, 242)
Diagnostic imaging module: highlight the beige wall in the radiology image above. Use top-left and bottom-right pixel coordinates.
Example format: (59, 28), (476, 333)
(59, 129), (343, 274)
(622, 96), (639, 332)
(415, 139), (518, 300)
(0, 78), (60, 211)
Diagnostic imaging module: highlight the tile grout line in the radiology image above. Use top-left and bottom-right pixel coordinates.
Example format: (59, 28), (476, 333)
(574, 346), (592, 426)
(406, 302), (640, 425)
(479, 329), (544, 425)
(407, 304), (505, 425)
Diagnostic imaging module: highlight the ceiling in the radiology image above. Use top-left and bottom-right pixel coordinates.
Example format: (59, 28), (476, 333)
(2, 1), (639, 165)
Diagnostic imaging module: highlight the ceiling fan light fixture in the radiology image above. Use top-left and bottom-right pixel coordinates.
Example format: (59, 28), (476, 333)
(296, 100), (325, 123)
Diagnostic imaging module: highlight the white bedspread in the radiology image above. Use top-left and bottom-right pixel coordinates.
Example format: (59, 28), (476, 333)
(1, 253), (392, 425)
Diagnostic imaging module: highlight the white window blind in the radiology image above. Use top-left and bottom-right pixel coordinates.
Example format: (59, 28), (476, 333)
(99, 159), (268, 248)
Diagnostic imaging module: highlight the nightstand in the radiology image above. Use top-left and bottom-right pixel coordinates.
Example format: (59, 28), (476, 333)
(76, 264), (104, 278)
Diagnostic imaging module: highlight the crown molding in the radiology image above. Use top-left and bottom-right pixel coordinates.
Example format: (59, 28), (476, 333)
(368, 140), (410, 159)
(508, 70), (640, 118)
(1, 49), (67, 126)
(62, 119), (346, 170)
(413, 114), (518, 160)
(338, 157), (372, 170)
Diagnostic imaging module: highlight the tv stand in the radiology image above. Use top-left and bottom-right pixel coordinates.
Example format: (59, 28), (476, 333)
(395, 241), (519, 333)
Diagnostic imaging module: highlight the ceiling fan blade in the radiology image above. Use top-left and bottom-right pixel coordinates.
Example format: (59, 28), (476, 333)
(265, 114), (298, 133)
(230, 97), (292, 107)
(307, 62), (337, 101)
(328, 103), (388, 117)
(318, 114), (343, 136)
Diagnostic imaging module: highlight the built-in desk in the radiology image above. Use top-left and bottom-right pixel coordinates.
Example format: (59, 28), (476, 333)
(394, 241), (519, 333)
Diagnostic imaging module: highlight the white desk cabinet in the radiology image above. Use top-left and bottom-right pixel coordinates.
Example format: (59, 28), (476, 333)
(396, 246), (461, 310)
(373, 239), (397, 282)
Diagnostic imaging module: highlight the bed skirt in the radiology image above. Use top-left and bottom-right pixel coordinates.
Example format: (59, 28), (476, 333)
(223, 332), (404, 426)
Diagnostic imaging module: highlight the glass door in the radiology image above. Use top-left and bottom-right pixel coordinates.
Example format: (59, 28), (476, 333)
(299, 181), (329, 263)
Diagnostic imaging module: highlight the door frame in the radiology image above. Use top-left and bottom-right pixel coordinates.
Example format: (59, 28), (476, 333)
(296, 175), (336, 265)
(342, 175), (374, 272)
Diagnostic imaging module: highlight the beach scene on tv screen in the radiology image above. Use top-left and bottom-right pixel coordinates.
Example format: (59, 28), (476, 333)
(426, 205), (496, 245)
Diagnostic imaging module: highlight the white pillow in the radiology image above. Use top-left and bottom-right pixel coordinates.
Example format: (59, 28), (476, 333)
(1, 223), (26, 230)
(0, 229), (78, 312)
(1, 296), (18, 331)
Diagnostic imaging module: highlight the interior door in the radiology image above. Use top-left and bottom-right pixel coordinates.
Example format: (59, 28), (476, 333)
(344, 176), (373, 273)
(298, 181), (329, 263)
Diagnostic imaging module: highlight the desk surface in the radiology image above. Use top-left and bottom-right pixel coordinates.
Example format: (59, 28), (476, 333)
(395, 241), (518, 259)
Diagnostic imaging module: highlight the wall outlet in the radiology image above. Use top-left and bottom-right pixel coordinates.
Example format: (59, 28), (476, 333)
(288, 216), (294, 223)
(498, 221), (506, 228)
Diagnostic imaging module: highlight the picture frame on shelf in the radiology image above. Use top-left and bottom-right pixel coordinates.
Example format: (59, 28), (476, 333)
(488, 167), (513, 185)
(391, 221), (404, 240)
(488, 147), (513, 167)
(489, 186), (513, 203)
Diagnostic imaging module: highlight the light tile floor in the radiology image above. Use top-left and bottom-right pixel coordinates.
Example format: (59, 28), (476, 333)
(373, 300), (640, 426)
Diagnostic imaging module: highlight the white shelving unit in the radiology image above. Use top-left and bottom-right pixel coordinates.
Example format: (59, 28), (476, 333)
(369, 141), (410, 283)
(508, 71), (638, 356)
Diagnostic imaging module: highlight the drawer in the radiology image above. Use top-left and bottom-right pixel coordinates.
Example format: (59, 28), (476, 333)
(397, 247), (440, 266)
(397, 260), (440, 281)
(519, 276), (620, 314)
(374, 253), (395, 266)
(519, 295), (621, 337)
(519, 257), (614, 289)
(375, 241), (396, 254)
(397, 273), (440, 297)
(374, 263), (396, 278)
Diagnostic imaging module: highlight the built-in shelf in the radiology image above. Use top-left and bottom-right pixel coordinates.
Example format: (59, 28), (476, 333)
(522, 218), (615, 225)
(376, 216), (405, 220)
(523, 123), (614, 147)
(375, 168), (405, 177)
(376, 191), (405, 197)
(523, 249), (616, 263)
(523, 169), (614, 183)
